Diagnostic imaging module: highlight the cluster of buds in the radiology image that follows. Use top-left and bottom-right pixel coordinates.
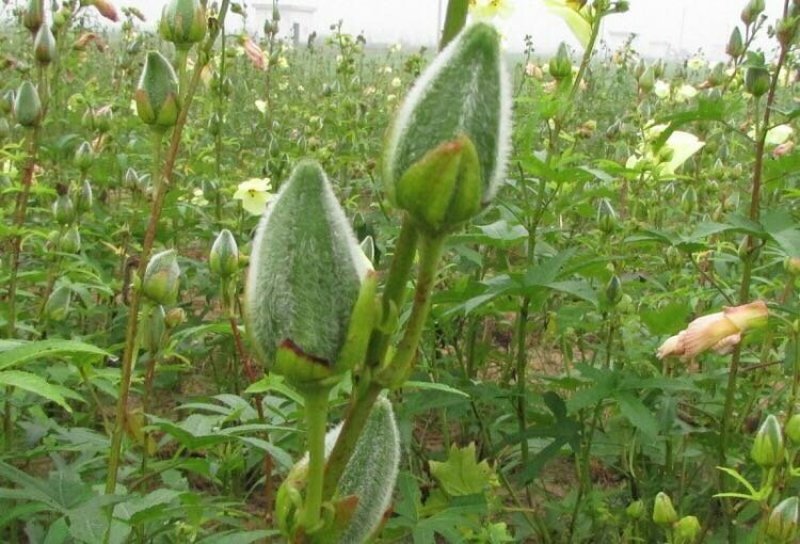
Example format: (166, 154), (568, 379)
(657, 300), (768, 361)
(652, 492), (700, 544)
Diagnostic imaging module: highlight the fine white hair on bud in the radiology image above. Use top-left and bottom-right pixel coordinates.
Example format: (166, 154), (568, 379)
(245, 160), (372, 381)
(384, 21), (512, 215)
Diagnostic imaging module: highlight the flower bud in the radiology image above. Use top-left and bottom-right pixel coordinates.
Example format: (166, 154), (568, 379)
(164, 307), (186, 328)
(751, 414), (784, 468)
(14, 81), (42, 128)
(209, 229), (239, 277)
(59, 225), (81, 253)
(766, 497), (799, 542)
(785, 413), (800, 445)
(605, 275), (622, 307)
(626, 500), (644, 519)
(159, 0), (207, 49)
(745, 65), (770, 97)
(76, 179), (93, 214)
(143, 305), (167, 355)
(142, 249), (181, 306)
(652, 492), (678, 526)
(23, 0), (44, 34)
(674, 515), (701, 544)
(53, 194), (75, 225)
(0, 90), (14, 114)
(134, 51), (181, 130)
(638, 66), (655, 93)
(549, 42), (572, 80)
(89, 0), (119, 22)
(653, 59), (666, 79)
(124, 167), (140, 189)
(777, 17), (798, 48)
(245, 160), (375, 390)
(596, 198), (616, 233)
(383, 22), (511, 235)
(94, 106), (113, 133)
(44, 286), (72, 321)
(727, 27), (744, 58)
(741, 0), (765, 26)
(33, 24), (57, 65)
(708, 62), (726, 87)
(680, 186), (697, 214)
(74, 141), (94, 171)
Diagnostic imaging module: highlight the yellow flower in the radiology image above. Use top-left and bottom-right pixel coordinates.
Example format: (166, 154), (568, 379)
(543, 0), (592, 48)
(657, 300), (768, 360)
(469, 0), (513, 19)
(234, 177), (273, 216)
(654, 80), (670, 99)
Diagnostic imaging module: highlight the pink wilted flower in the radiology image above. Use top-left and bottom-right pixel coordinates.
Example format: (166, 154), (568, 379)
(241, 36), (267, 71)
(657, 300), (768, 360)
(88, 0), (119, 22)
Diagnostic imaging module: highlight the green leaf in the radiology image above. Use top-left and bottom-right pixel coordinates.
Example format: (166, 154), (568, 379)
(404, 380), (470, 398)
(429, 443), (496, 497)
(615, 392), (658, 439)
(0, 370), (76, 412)
(0, 339), (110, 371)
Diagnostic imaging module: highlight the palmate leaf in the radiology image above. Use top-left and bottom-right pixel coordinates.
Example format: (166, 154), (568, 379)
(429, 443), (496, 497)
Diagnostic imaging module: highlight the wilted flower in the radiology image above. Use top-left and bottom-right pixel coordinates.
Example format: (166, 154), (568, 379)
(773, 141), (795, 158)
(657, 300), (768, 360)
(234, 177), (273, 215)
(88, 0), (119, 22)
(241, 36), (267, 70)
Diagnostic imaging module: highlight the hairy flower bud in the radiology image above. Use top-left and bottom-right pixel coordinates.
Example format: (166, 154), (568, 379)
(33, 23), (57, 65)
(142, 249), (181, 306)
(59, 225), (81, 253)
(383, 22), (511, 235)
(74, 141), (94, 171)
(745, 65), (770, 97)
(44, 285), (72, 321)
(14, 81), (42, 128)
(766, 497), (799, 542)
(245, 160), (375, 390)
(751, 414), (784, 468)
(135, 51), (180, 130)
(53, 194), (75, 225)
(741, 0), (765, 26)
(76, 179), (94, 214)
(726, 28), (744, 60)
(653, 492), (678, 526)
(549, 42), (573, 80)
(23, 0), (44, 33)
(596, 198), (616, 233)
(209, 229), (239, 277)
(159, 0), (207, 49)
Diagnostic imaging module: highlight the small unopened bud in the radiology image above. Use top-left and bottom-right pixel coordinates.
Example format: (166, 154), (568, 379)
(596, 198), (617, 233)
(23, 0), (44, 33)
(638, 66), (655, 93)
(680, 186), (697, 214)
(164, 307), (186, 328)
(144, 305), (167, 354)
(53, 194), (76, 225)
(0, 90), (14, 114)
(785, 413), (800, 445)
(159, 0), (207, 49)
(727, 27), (744, 58)
(135, 51), (181, 130)
(653, 59), (666, 79)
(549, 42), (572, 80)
(674, 515), (701, 544)
(784, 257), (800, 276)
(708, 62), (726, 87)
(94, 106), (112, 133)
(33, 24), (57, 65)
(745, 65), (770, 97)
(605, 275), (622, 306)
(741, 0), (765, 26)
(766, 497), (799, 542)
(14, 81), (42, 128)
(59, 225), (81, 253)
(76, 179), (94, 214)
(74, 141), (94, 171)
(209, 229), (239, 277)
(626, 500), (644, 519)
(44, 286), (72, 321)
(142, 249), (181, 306)
(751, 414), (784, 468)
(652, 492), (678, 526)
(777, 17), (798, 48)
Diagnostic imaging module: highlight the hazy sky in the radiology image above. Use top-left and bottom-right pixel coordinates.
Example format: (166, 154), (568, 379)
(118, 0), (785, 59)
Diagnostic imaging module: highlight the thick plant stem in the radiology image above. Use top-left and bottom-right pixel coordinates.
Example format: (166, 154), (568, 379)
(439, 0), (468, 49)
(300, 390), (329, 532)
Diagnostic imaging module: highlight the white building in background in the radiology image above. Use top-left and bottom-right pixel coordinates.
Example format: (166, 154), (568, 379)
(250, 2), (318, 45)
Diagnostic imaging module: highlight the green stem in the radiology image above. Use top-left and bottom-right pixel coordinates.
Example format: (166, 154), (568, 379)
(300, 390), (329, 532)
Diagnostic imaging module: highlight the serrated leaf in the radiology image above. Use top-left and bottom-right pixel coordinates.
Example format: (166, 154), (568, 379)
(429, 443), (496, 497)
(0, 370), (75, 412)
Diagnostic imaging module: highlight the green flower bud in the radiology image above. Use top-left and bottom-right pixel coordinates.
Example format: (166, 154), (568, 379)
(59, 225), (81, 253)
(142, 249), (181, 306)
(159, 0), (207, 49)
(74, 141), (94, 171)
(626, 500), (644, 519)
(44, 285), (72, 321)
(638, 66), (655, 93)
(383, 22), (511, 234)
(135, 51), (181, 131)
(164, 307), (186, 328)
(777, 16), (798, 48)
(767, 497), (799, 541)
(605, 275), (622, 307)
(14, 81), (42, 128)
(653, 59), (666, 79)
(708, 62), (726, 87)
(751, 414), (784, 468)
(549, 42), (572, 81)
(33, 23), (56, 65)
(94, 107), (113, 133)
(634, 59), (646, 79)
(653, 492), (678, 526)
(674, 515), (701, 544)
(76, 179), (93, 214)
(0, 90), (14, 114)
(22, 0), (44, 34)
(144, 304), (167, 355)
(785, 413), (800, 445)
(53, 194), (75, 225)
(596, 198), (617, 233)
(209, 228), (239, 277)
(741, 0), (765, 26)
(208, 111), (221, 136)
(245, 160), (374, 390)
(726, 27), (744, 58)
(745, 65), (770, 97)
(681, 186), (697, 214)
